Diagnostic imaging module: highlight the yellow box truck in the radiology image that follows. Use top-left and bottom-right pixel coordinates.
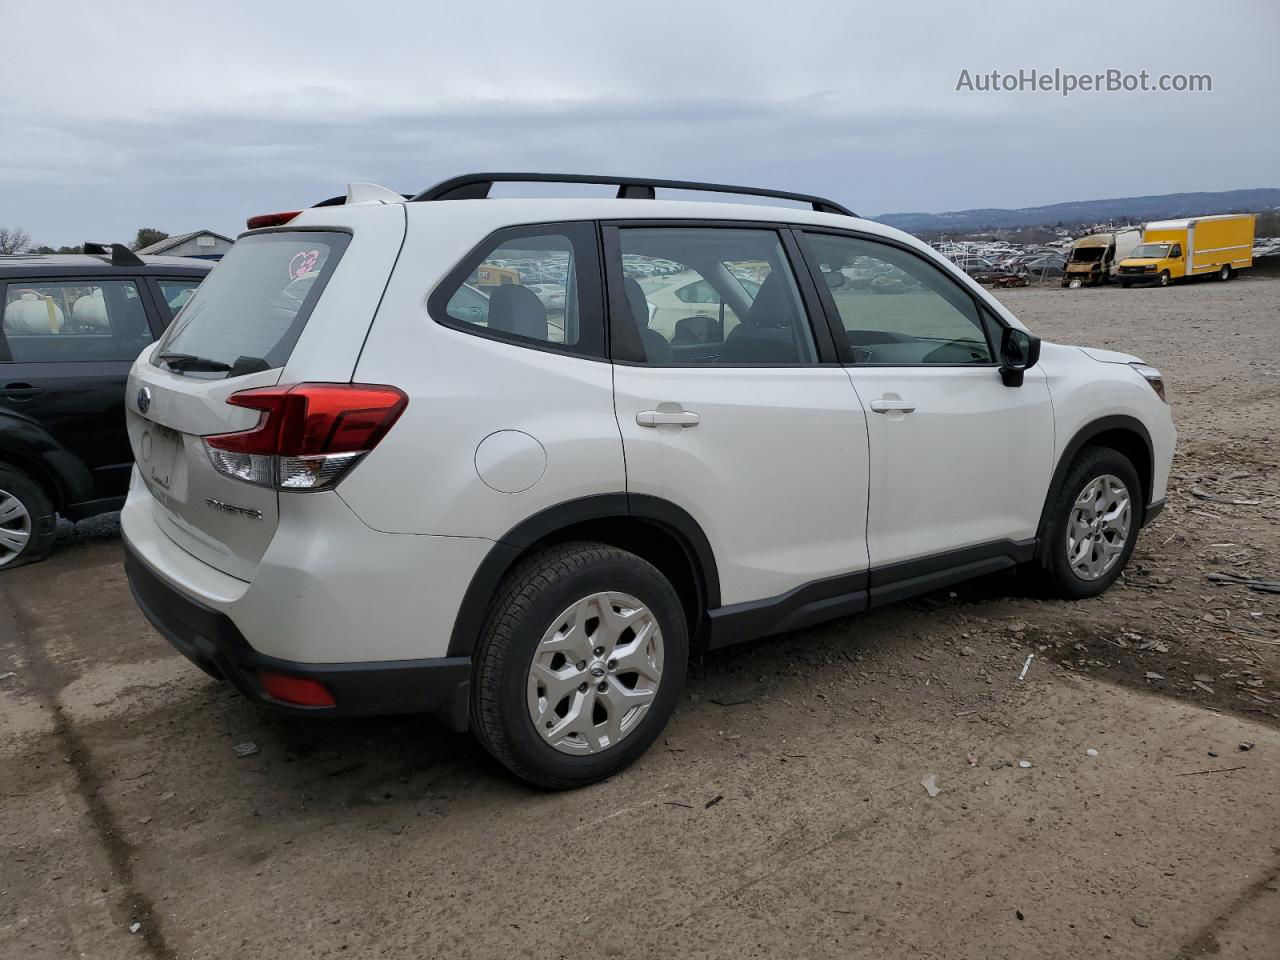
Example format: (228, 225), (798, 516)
(1116, 213), (1255, 287)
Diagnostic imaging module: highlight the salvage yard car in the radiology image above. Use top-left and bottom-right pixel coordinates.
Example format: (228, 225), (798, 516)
(121, 174), (1174, 788)
(0, 245), (210, 568)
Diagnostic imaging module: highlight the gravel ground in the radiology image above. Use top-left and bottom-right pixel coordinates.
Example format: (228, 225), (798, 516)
(2, 276), (1278, 959)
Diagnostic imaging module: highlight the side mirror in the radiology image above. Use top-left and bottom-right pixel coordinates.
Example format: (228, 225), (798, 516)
(822, 268), (846, 290)
(999, 327), (1041, 387)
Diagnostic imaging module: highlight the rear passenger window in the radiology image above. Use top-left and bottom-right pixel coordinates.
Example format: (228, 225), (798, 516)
(156, 279), (201, 321)
(613, 227), (816, 366)
(2, 280), (153, 362)
(436, 224), (604, 357)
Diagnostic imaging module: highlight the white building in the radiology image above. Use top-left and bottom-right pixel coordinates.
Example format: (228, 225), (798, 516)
(135, 230), (234, 259)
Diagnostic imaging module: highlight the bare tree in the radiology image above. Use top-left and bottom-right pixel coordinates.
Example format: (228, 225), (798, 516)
(0, 226), (32, 255)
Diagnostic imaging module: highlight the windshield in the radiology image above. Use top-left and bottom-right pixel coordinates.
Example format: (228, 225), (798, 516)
(153, 231), (349, 376)
(1129, 243), (1170, 259)
(1070, 247), (1106, 262)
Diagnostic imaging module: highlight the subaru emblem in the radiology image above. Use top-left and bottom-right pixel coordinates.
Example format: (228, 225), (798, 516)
(137, 386), (152, 414)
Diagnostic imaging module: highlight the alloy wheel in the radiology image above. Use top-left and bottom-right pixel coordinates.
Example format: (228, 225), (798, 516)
(526, 591), (664, 755)
(0, 488), (32, 567)
(1066, 474), (1132, 581)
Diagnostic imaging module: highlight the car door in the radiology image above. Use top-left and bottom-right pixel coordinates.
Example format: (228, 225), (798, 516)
(797, 230), (1055, 582)
(605, 222), (871, 614)
(0, 276), (163, 507)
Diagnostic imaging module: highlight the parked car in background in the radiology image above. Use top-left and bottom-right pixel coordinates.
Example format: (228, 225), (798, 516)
(1022, 256), (1066, 279)
(0, 245), (210, 567)
(121, 174), (1173, 789)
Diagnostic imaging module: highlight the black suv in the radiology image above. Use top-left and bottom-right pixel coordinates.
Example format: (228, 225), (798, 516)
(0, 244), (211, 568)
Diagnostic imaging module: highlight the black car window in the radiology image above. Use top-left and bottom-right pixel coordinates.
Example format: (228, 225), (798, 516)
(155, 278), (202, 322)
(1, 280), (153, 362)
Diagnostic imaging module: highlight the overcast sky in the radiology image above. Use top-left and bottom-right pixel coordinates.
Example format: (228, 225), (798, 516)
(2, 0), (1277, 247)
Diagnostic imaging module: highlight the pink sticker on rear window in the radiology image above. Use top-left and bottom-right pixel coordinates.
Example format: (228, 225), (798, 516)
(289, 250), (321, 280)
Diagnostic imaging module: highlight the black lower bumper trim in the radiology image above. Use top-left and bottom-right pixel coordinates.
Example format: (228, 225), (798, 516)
(1144, 498), (1166, 525)
(123, 540), (471, 730)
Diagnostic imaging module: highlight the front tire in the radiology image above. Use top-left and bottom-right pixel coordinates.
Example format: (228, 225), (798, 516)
(471, 542), (688, 789)
(1158, 270), (1171, 287)
(0, 465), (56, 570)
(1038, 447), (1142, 600)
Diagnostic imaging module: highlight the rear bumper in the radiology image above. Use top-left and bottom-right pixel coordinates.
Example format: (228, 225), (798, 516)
(124, 540), (472, 730)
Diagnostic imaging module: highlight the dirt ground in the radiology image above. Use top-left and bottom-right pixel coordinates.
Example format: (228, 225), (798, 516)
(2, 276), (1278, 960)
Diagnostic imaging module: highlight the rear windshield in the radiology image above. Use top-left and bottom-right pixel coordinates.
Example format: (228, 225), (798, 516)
(152, 231), (349, 376)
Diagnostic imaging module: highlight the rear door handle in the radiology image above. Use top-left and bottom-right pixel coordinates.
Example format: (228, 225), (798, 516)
(0, 383), (44, 401)
(869, 398), (915, 414)
(636, 409), (700, 428)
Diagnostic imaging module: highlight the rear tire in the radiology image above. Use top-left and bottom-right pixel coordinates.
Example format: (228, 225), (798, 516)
(471, 542), (688, 789)
(1218, 264), (1231, 281)
(1036, 446), (1142, 600)
(0, 465), (57, 570)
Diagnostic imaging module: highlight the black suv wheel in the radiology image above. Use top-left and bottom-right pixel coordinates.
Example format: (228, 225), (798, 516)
(0, 465), (57, 569)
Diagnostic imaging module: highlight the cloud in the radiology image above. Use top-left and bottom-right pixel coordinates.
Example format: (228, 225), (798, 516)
(2, 0), (1277, 245)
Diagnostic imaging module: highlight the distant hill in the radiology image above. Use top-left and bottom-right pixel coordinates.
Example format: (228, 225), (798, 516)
(875, 188), (1280, 234)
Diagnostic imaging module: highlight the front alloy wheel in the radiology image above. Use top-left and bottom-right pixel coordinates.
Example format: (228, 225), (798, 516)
(1066, 474), (1132, 581)
(1037, 446), (1142, 599)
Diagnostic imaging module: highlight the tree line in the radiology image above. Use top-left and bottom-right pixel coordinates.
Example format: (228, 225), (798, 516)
(0, 227), (170, 255)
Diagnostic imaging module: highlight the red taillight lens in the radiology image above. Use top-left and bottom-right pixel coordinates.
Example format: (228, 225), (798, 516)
(204, 383), (407, 489)
(246, 211), (302, 229)
(258, 671), (336, 707)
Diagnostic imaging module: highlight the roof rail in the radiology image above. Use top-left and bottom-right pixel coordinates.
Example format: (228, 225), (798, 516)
(83, 242), (145, 267)
(408, 173), (856, 217)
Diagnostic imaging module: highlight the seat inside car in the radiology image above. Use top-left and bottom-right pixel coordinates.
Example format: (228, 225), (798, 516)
(486, 284), (547, 340)
(719, 271), (802, 363)
(623, 276), (671, 362)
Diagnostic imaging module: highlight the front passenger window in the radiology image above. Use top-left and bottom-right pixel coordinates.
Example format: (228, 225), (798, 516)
(802, 233), (994, 365)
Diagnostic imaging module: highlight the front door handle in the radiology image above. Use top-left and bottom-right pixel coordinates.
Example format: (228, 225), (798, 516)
(637, 409), (700, 428)
(869, 398), (915, 414)
(0, 383), (44, 401)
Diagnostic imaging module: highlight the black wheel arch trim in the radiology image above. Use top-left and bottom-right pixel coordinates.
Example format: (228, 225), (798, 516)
(1038, 415), (1156, 543)
(446, 493), (721, 657)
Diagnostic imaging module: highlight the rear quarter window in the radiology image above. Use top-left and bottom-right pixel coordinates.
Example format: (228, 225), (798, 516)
(153, 231), (349, 375)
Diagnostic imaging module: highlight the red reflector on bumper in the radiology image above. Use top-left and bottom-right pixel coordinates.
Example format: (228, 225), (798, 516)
(258, 671), (336, 707)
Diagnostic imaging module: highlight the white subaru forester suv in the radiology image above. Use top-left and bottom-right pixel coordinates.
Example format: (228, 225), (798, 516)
(122, 174), (1174, 788)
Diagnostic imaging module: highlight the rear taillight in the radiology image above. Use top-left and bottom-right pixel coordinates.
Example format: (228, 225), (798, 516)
(204, 383), (407, 490)
(246, 210), (302, 229)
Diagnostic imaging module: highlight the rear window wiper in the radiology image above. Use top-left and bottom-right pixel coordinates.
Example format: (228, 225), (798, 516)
(157, 353), (271, 376)
(157, 352), (232, 373)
